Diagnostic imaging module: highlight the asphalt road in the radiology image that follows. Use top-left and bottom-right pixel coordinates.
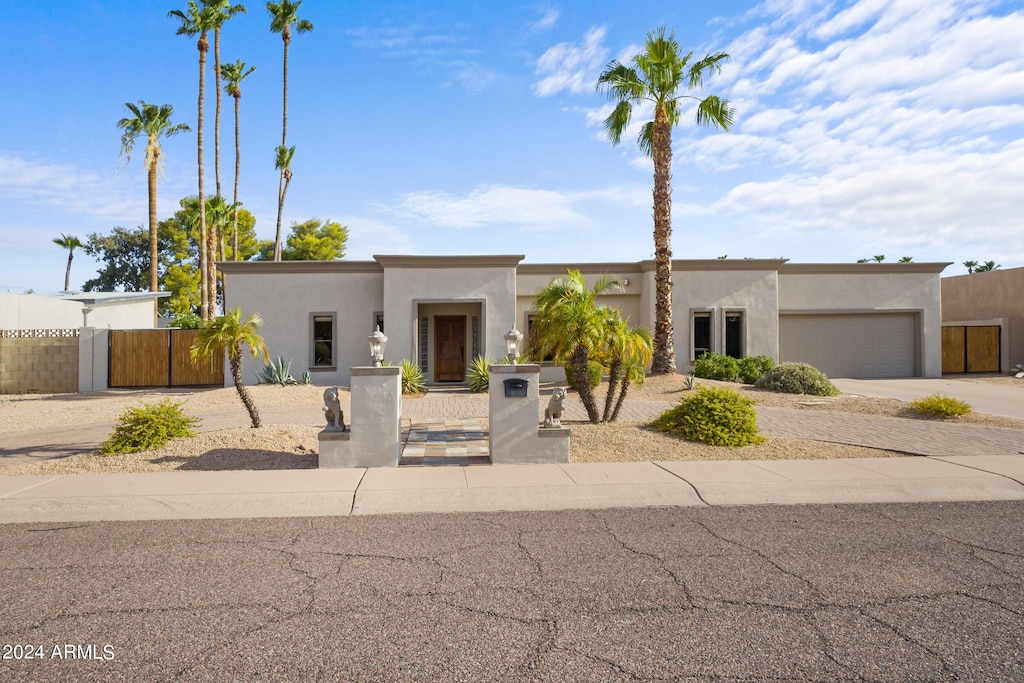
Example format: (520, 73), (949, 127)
(2, 501), (1022, 682)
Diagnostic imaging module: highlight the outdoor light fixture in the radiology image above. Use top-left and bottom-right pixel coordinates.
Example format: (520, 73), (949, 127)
(368, 325), (388, 366)
(504, 325), (523, 364)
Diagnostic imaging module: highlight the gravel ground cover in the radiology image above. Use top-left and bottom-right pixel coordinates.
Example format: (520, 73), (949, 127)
(2, 374), (1021, 476)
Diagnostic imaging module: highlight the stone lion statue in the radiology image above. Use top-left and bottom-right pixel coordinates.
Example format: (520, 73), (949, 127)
(543, 387), (568, 428)
(323, 387), (346, 431)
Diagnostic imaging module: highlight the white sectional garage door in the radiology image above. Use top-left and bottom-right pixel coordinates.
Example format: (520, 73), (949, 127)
(778, 313), (918, 378)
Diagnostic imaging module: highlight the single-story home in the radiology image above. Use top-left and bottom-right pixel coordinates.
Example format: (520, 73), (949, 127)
(219, 256), (948, 386)
(941, 266), (1024, 374)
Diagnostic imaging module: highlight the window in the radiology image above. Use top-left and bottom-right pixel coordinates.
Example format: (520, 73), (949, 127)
(311, 313), (335, 368)
(725, 311), (744, 359)
(418, 317), (429, 371)
(692, 311), (711, 360)
(374, 312), (384, 333)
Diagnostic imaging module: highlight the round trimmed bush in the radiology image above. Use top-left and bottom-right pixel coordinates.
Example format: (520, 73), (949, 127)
(653, 386), (765, 447)
(693, 352), (739, 382)
(99, 399), (198, 456)
(737, 355), (776, 384)
(755, 362), (839, 396)
(565, 360), (603, 390)
(911, 393), (971, 418)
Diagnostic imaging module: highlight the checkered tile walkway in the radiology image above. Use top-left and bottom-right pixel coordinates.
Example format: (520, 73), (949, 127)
(400, 418), (491, 466)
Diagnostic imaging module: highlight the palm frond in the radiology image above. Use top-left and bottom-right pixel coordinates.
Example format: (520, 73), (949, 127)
(694, 95), (734, 130)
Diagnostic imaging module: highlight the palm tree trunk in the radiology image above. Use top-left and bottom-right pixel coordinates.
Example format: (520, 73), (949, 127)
(274, 31), (290, 261)
(197, 34), (209, 320)
(148, 156), (159, 293)
(275, 173), (292, 261)
(213, 27), (222, 199)
(609, 377), (631, 422)
(230, 353), (261, 428)
(63, 253), (73, 292)
(232, 93), (240, 260)
(602, 359), (622, 423)
(572, 348), (601, 423)
(650, 105), (676, 375)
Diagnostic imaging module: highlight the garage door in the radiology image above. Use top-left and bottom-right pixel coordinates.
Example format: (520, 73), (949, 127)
(778, 314), (918, 378)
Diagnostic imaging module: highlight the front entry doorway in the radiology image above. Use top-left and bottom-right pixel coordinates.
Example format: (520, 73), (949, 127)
(435, 316), (467, 381)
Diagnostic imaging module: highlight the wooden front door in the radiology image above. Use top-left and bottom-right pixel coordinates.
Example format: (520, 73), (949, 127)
(434, 316), (466, 382)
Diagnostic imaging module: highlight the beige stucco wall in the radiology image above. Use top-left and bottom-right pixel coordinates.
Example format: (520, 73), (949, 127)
(221, 262), (384, 386)
(943, 267), (1024, 373)
(670, 260), (786, 371)
(778, 263), (949, 377)
(380, 256), (521, 375)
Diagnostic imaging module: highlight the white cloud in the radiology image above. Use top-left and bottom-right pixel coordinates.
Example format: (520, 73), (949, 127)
(533, 27), (608, 96)
(343, 218), (417, 259)
(531, 7), (560, 31)
(388, 183), (648, 230)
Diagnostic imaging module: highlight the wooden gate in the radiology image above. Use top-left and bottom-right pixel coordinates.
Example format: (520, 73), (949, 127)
(941, 325), (1000, 374)
(109, 329), (224, 388)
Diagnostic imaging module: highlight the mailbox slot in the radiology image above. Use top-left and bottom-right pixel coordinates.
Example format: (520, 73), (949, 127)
(503, 378), (528, 397)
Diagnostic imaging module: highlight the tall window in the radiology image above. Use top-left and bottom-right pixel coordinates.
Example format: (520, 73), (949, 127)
(692, 312), (711, 360)
(725, 311), (744, 359)
(312, 313), (335, 368)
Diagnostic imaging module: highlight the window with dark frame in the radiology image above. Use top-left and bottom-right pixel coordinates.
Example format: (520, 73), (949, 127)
(525, 313), (555, 362)
(693, 312), (711, 360)
(725, 312), (744, 359)
(312, 314), (334, 367)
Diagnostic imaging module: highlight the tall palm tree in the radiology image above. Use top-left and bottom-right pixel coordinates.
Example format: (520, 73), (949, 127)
(267, 0), (313, 261)
(203, 0), (247, 202)
(532, 270), (622, 423)
(191, 306), (268, 428)
(598, 27), (733, 375)
(220, 58), (256, 260)
(116, 101), (190, 292)
(170, 0), (219, 320)
(274, 144), (295, 251)
(52, 233), (83, 292)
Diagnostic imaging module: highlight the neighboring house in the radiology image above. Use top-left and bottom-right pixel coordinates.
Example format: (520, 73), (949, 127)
(941, 266), (1024, 374)
(220, 256), (948, 386)
(0, 291), (168, 394)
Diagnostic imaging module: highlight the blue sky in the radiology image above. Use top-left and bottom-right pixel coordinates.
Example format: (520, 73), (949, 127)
(2, 0), (1022, 294)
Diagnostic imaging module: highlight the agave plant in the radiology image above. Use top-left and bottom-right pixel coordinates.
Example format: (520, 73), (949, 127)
(399, 359), (426, 394)
(256, 356), (296, 385)
(468, 355), (492, 393)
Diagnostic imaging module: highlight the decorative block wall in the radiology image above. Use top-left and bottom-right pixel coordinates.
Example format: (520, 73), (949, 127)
(0, 329), (80, 395)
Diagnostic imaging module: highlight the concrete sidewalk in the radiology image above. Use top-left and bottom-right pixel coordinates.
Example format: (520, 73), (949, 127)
(2, 455), (1023, 524)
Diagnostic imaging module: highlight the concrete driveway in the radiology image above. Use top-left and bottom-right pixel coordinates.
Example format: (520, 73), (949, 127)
(832, 377), (1024, 420)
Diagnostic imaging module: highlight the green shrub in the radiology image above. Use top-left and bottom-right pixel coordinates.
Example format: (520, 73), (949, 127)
(399, 359), (426, 394)
(168, 312), (201, 329)
(565, 360), (603, 390)
(468, 355), (491, 393)
(257, 356), (296, 385)
(693, 352), (739, 381)
(99, 399), (199, 456)
(737, 355), (776, 384)
(755, 362), (840, 396)
(653, 386), (765, 447)
(911, 393), (971, 418)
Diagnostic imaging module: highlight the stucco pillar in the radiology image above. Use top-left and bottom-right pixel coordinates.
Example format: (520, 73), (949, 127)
(319, 366), (401, 468)
(488, 364), (569, 464)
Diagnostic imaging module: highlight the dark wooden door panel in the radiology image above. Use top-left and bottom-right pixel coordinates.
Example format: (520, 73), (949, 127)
(435, 316), (466, 381)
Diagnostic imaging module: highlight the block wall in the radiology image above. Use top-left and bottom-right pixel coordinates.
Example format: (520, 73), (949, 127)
(0, 331), (80, 395)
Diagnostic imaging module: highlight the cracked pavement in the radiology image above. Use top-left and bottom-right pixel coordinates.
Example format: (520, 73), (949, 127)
(1, 501), (1023, 681)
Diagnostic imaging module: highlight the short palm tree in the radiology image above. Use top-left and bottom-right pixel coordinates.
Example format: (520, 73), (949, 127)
(532, 270), (622, 423)
(220, 58), (257, 260)
(598, 26), (733, 375)
(169, 0), (219, 320)
(267, 0), (313, 261)
(191, 306), (269, 428)
(599, 312), (652, 423)
(116, 101), (190, 292)
(53, 233), (83, 292)
(203, 0), (247, 200)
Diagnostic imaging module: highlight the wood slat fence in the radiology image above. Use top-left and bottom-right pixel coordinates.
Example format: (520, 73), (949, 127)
(109, 329), (224, 388)
(941, 325), (1000, 374)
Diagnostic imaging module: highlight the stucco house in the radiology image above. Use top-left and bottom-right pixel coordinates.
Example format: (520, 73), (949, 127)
(941, 266), (1024, 374)
(219, 256), (948, 386)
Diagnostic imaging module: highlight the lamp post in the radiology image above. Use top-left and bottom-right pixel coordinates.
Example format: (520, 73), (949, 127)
(504, 325), (523, 364)
(368, 325), (388, 367)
